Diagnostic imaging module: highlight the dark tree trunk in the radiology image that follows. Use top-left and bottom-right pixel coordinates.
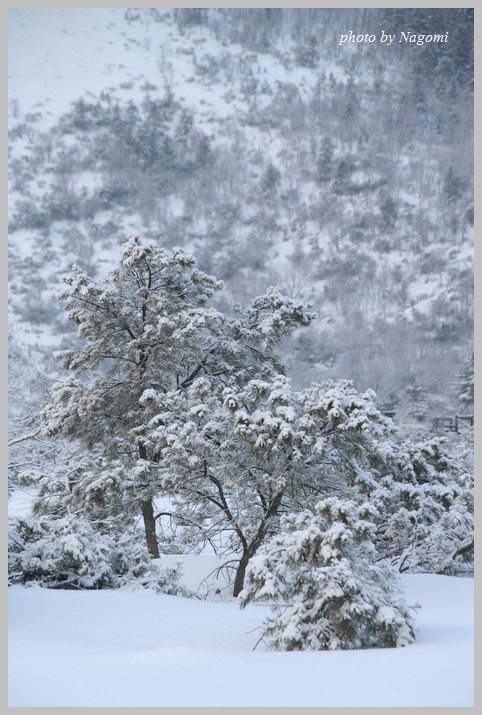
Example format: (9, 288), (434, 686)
(233, 550), (250, 597)
(232, 490), (284, 597)
(138, 437), (159, 558)
(142, 498), (160, 559)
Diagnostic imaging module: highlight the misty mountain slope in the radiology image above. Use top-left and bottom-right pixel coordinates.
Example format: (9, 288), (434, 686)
(8, 8), (473, 420)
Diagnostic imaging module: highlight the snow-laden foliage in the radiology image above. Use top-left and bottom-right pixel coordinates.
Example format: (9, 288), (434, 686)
(239, 497), (417, 651)
(140, 373), (308, 594)
(457, 353), (474, 406)
(41, 237), (314, 558)
(43, 237), (224, 464)
(142, 372), (473, 594)
(8, 330), (54, 495)
(8, 514), (189, 594)
(294, 383), (473, 574)
(9, 515), (116, 589)
(361, 437), (473, 573)
(20, 236), (471, 603)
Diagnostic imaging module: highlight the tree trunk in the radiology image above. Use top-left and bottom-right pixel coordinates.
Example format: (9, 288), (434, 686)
(233, 550), (250, 597)
(138, 436), (159, 558)
(142, 498), (160, 558)
(232, 491), (284, 597)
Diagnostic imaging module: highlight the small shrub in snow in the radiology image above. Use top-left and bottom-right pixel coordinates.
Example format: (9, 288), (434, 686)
(8, 515), (115, 589)
(8, 515), (190, 595)
(239, 498), (417, 651)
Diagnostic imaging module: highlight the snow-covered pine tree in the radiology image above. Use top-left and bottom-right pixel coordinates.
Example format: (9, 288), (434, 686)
(366, 437), (474, 574)
(8, 331), (44, 494)
(239, 497), (417, 651)
(261, 162), (281, 196)
(298, 381), (473, 575)
(42, 237), (224, 557)
(457, 353), (474, 406)
(143, 374), (472, 594)
(38, 236), (471, 587)
(42, 237), (315, 559)
(142, 374), (309, 595)
(316, 136), (334, 184)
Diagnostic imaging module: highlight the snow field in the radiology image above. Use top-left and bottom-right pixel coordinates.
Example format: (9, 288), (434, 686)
(8, 568), (473, 707)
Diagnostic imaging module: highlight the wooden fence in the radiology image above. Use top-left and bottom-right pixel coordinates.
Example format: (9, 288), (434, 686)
(433, 415), (474, 433)
(381, 412), (474, 433)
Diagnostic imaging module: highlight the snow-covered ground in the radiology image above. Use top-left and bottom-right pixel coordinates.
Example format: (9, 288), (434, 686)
(8, 565), (473, 707)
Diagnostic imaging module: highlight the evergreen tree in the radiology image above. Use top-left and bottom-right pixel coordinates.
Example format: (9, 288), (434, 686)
(195, 134), (212, 169)
(42, 237), (224, 557)
(8, 513), (189, 593)
(443, 165), (465, 204)
(143, 374), (473, 594)
(42, 238), (315, 560)
(261, 162), (281, 196)
(174, 8), (208, 27)
(175, 108), (194, 148)
(295, 34), (320, 69)
(239, 497), (417, 650)
(379, 193), (398, 229)
(457, 353), (474, 406)
(316, 137), (334, 184)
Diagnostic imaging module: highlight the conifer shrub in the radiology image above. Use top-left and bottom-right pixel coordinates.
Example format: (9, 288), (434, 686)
(240, 498), (417, 650)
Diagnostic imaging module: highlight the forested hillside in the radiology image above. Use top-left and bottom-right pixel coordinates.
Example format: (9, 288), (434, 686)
(8, 8), (473, 424)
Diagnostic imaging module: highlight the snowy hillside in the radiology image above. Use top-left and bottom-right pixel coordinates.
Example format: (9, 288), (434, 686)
(8, 8), (473, 418)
